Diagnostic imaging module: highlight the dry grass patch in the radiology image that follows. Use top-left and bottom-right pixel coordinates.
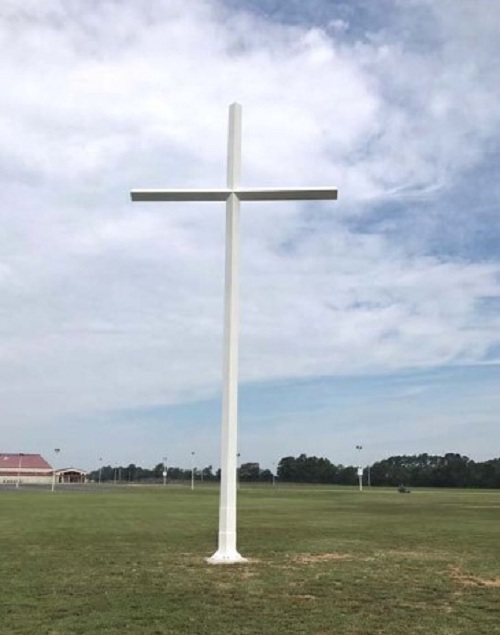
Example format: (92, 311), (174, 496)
(450, 565), (500, 588)
(375, 548), (450, 561)
(290, 552), (352, 564)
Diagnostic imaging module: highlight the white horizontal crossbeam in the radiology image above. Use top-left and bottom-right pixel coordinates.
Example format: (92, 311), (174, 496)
(130, 189), (231, 202)
(238, 187), (337, 201)
(131, 187), (337, 203)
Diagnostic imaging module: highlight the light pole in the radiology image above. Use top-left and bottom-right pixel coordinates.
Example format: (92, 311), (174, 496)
(356, 445), (363, 492)
(237, 452), (241, 490)
(16, 453), (24, 489)
(163, 456), (168, 486)
(98, 457), (103, 484)
(51, 448), (60, 492)
(191, 452), (195, 491)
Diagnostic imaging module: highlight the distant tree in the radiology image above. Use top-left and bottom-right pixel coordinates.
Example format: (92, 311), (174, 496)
(125, 464), (136, 482)
(277, 454), (336, 484)
(153, 463), (164, 479)
(336, 465), (357, 485)
(240, 462), (260, 482)
(201, 465), (215, 481)
(259, 469), (273, 482)
(277, 456), (298, 482)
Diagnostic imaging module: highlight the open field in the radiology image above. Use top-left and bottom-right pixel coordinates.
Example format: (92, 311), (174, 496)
(1, 485), (499, 634)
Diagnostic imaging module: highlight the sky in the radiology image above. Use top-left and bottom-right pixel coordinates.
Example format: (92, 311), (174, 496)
(1, 0), (499, 472)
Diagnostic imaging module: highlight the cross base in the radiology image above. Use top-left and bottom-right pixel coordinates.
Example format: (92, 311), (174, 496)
(206, 549), (248, 565)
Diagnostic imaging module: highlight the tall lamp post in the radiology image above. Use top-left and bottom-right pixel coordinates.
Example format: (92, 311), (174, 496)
(163, 456), (168, 486)
(356, 445), (363, 492)
(51, 448), (60, 492)
(191, 452), (195, 491)
(237, 452), (241, 490)
(16, 453), (24, 489)
(98, 457), (103, 484)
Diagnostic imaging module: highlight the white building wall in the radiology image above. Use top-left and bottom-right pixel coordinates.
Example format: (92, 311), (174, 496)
(1, 472), (52, 485)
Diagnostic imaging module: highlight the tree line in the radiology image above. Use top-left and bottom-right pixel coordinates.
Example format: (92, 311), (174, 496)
(368, 453), (500, 488)
(87, 461), (274, 484)
(88, 452), (500, 488)
(278, 453), (500, 488)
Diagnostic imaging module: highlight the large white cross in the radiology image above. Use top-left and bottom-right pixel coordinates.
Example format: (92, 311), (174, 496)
(131, 103), (337, 563)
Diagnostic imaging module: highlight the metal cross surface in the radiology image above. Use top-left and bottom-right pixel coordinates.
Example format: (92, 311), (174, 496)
(131, 103), (338, 563)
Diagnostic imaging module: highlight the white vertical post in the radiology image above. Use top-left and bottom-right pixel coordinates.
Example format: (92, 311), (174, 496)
(191, 451), (195, 491)
(356, 445), (363, 492)
(163, 456), (168, 486)
(208, 104), (246, 564)
(16, 453), (23, 489)
(51, 448), (60, 492)
(237, 452), (241, 490)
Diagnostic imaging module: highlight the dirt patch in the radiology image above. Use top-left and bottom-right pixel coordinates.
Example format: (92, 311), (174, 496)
(375, 549), (449, 561)
(464, 505), (500, 509)
(450, 566), (500, 588)
(290, 552), (352, 564)
(238, 568), (257, 579)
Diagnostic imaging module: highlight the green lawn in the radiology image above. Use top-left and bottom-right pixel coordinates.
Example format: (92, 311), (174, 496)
(1, 485), (499, 634)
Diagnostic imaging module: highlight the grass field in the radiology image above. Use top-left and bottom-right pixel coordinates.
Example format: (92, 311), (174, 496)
(1, 484), (499, 634)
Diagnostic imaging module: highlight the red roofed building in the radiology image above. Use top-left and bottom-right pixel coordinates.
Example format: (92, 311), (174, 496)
(0, 453), (53, 485)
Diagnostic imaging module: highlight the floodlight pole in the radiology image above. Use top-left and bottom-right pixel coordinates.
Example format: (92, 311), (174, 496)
(51, 448), (60, 491)
(356, 445), (363, 492)
(191, 451), (195, 491)
(237, 453), (241, 490)
(16, 453), (24, 489)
